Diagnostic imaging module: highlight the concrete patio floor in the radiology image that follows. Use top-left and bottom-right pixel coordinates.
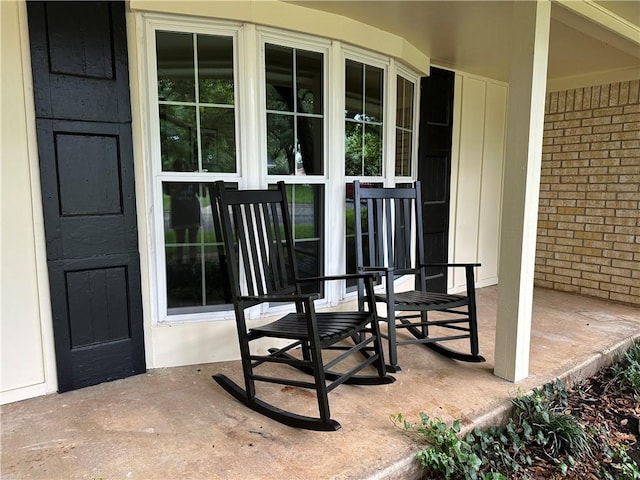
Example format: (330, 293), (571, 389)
(2, 286), (639, 480)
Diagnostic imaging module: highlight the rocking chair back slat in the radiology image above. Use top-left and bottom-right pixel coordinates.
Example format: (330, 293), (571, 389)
(221, 188), (297, 300)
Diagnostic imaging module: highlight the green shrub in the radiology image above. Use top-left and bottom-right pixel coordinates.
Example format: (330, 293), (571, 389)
(393, 346), (640, 479)
(390, 413), (488, 480)
(610, 342), (640, 395)
(511, 380), (592, 461)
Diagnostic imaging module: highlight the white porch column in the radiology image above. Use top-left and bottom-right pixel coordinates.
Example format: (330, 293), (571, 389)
(494, 0), (550, 382)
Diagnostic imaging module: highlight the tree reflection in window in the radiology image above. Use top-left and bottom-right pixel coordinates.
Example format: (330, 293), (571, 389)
(156, 31), (236, 174)
(265, 44), (323, 176)
(156, 30), (238, 314)
(345, 60), (384, 176)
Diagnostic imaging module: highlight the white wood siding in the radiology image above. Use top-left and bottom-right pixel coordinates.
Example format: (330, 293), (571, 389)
(1, 0), (57, 403)
(449, 73), (507, 292)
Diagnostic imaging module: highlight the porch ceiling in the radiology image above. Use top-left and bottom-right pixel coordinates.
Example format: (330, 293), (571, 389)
(287, 1), (640, 88)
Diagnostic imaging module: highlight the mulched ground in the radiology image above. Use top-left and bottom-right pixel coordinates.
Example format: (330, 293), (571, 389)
(511, 364), (639, 479)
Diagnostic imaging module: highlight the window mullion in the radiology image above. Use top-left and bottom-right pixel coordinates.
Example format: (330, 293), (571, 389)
(191, 34), (207, 306)
(385, 61), (397, 185)
(193, 34), (203, 173)
(293, 48), (300, 174)
(360, 64), (366, 175)
(241, 23), (261, 189)
(326, 39), (345, 299)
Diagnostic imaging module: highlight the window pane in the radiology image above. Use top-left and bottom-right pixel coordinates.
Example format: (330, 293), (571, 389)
(363, 123), (383, 176)
(198, 35), (234, 105)
(296, 117), (323, 175)
(296, 50), (323, 114)
(164, 182), (231, 311)
(345, 60), (363, 120)
(266, 45), (324, 176)
(280, 184), (324, 294)
(396, 76), (413, 128)
(365, 65), (383, 121)
(345, 182), (382, 289)
(200, 106), (236, 173)
(345, 121), (363, 176)
(395, 130), (412, 176)
(267, 113), (294, 174)
(160, 105), (197, 172)
(345, 60), (384, 177)
(265, 44), (293, 112)
(395, 76), (414, 176)
(157, 32), (194, 102)
(157, 31), (237, 174)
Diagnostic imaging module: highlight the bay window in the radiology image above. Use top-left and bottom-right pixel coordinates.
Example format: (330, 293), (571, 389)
(144, 16), (419, 322)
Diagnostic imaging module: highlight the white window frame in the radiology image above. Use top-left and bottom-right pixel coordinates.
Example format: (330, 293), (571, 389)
(257, 29), (333, 314)
(142, 15), (245, 324)
(343, 46), (391, 186)
(140, 14), (421, 324)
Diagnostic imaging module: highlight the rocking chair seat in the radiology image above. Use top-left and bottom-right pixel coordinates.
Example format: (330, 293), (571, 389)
(379, 291), (468, 310)
(252, 311), (374, 344)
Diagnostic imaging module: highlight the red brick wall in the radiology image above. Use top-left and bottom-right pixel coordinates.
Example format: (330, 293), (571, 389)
(535, 80), (640, 306)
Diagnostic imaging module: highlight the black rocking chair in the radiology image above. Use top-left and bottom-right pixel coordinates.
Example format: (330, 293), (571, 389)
(212, 181), (394, 431)
(353, 181), (485, 373)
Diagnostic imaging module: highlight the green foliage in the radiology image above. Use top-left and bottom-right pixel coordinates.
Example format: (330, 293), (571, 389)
(610, 342), (640, 395)
(464, 422), (531, 476)
(392, 379), (595, 479)
(345, 123), (383, 176)
(390, 413), (500, 480)
(511, 380), (592, 461)
(600, 444), (640, 480)
(394, 346), (640, 479)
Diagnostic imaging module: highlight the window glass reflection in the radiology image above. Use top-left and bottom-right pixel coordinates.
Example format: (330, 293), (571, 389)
(157, 31), (237, 174)
(395, 76), (414, 176)
(296, 50), (323, 114)
(198, 35), (234, 105)
(344, 60), (384, 176)
(265, 44), (324, 176)
(345, 182), (382, 289)
(160, 105), (197, 172)
(163, 182), (233, 312)
(273, 184), (324, 294)
(157, 31), (195, 102)
(200, 107), (236, 173)
(266, 44), (294, 112)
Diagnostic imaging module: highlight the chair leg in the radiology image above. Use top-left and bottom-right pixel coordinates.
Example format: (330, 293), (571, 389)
(420, 311), (429, 337)
(386, 307), (401, 373)
(305, 330), (331, 422)
(465, 264), (481, 357)
(368, 315), (389, 379)
(468, 305), (480, 357)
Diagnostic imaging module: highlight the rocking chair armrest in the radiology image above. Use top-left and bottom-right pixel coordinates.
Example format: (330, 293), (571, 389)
(420, 262), (481, 268)
(298, 272), (380, 282)
(359, 266), (394, 274)
(238, 293), (319, 303)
